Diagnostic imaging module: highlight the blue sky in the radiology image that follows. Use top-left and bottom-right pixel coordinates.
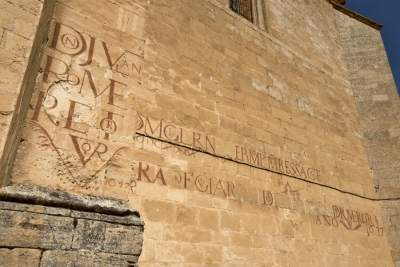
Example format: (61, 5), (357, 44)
(345, 0), (400, 95)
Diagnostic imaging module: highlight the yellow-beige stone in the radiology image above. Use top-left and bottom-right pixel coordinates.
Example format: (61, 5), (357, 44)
(0, 0), (399, 266)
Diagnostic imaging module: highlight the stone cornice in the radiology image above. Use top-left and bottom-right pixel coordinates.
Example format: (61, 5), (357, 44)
(330, 1), (383, 30)
(330, 0), (346, 5)
(0, 184), (142, 219)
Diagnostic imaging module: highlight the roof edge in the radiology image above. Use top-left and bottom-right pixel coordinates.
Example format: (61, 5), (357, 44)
(329, 1), (383, 30)
(330, 0), (346, 5)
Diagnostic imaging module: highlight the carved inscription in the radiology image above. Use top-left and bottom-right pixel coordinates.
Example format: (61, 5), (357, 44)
(104, 178), (137, 194)
(13, 16), (388, 252)
(136, 115), (216, 154)
(50, 22), (143, 78)
(235, 146), (321, 182)
(131, 120), (386, 238)
(263, 190), (274, 205)
(129, 159), (275, 206)
(128, 152), (384, 238)
(174, 171), (236, 198)
(135, 135), (197, 157)
(316, 205), (385, 237)
(291, 220), (301, 230)
(134, 115), (324, 183)
(29, 22), (141, 187)
(281, 182), (301, 201)
(136, 162), (167, 185)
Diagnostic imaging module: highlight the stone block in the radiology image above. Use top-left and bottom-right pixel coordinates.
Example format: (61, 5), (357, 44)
(53, 3), (102, 36)
(116, 9), (146, 40)
(0, 30), (31, 58)
(199, 208), (219, 230)
(13, 19), (35, 39)
(0, 210), (74, 249)
(0, 0), (38, 25)
(181, 242), (205, 264)
(0, 66), (21, 93)
(175, 204), (198, 225)
(104, 223), (143, 255)
(221, 210), (240, 231)
(0, 202), (71, 217)
(63, 0), (119, 27)
(0, 201), (31, 212)
(0, 11), (13, 30)
(0, 93), (15, 112)
(71, 211), (144, 226)
(280, 219), (295, 238)
(189, 226), (213, 243)
(142, 198), (175, 223)
(0, 185), (140, 217)
(40, 250), (139, 267)
(72, 219), (106, 251)
(100, 24), (144, 57)
(0, 47), (24, 73)
(0, 248), (41, 267)
(241, 213), (260, 233)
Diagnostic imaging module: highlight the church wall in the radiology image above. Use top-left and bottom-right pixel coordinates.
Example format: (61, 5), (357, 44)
(336, 8), (400, 266)
(0, 0), (57, 186)
(0, 0), (44, 155)
(0, 0), (396, 266)
(266, 0), (349, 80)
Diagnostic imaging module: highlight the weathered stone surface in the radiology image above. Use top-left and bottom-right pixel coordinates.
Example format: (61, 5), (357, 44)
(104, 223), (143, 255)
(0, 184), (139, 216)
(72, 219), (106, 251)
(71, 210), (144, 226)
(337, 7), (400, 264)
(0, 0), (398, 266)
(0, 186), (143, 266)
(0, 209), (74, 249)
(41, 250), (139, 267)
(0, 200), (71, 216)
(0, 248), (41, 267)
(0, 0), (56, 187)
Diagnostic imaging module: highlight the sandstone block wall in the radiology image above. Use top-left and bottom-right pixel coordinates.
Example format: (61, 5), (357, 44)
(0, 0), (43, 152)
(0, 185), (144, 267)
(336, 7), (400, 266)
(0, 0), (56, 187)
(335, 5), (400, 200)
(0, 0), (396, 266)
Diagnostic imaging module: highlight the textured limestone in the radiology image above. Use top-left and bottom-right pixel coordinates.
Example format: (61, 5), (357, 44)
(336, 7), (400, 266)
(0, 0), (57, 187)
(0, 185), (143, 267)
(41, 250), (139, 267)
(0, 184), (140, 217)
(0, 248), (41, 267)
(0, 0), (397, 266)
(0, 210), (74, 249)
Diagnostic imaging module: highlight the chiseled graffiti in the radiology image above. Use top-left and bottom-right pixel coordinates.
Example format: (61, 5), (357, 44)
(30, 22), (140, 187)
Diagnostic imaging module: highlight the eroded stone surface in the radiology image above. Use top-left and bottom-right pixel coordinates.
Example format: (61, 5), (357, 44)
(337, 8), (400, 264)
(0, 187), (143, 267)
(0, 184), (139, 216)
(41, 250), (139, 267)
(0, 248), (41, 267)
(0, 0), (398, 266)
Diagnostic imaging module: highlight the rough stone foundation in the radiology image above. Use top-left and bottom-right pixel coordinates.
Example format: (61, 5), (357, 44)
(0, 184), (144, 267)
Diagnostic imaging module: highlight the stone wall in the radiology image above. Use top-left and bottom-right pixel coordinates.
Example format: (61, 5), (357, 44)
(0, 0), (43, 154)
(336, 6), (400, 266)
(267, 0), (348, 79)
(0, 185), (144, 267)
(0, 0), (396, 266)
(0, 0), (56, 187)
